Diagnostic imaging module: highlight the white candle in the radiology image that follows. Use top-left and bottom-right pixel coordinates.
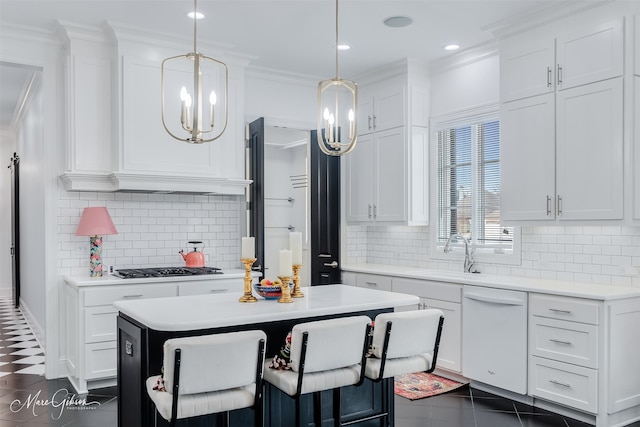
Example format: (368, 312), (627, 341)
(290, 232), (302, 265)
(241, 237), (255, 259)
(279, 249), (293, 277)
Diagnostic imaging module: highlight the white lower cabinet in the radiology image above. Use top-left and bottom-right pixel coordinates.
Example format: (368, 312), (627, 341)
(529, 293), (640, 426)
(392, 278), (462, 373)
(65, 282), (178, 393)
(356, 273), (392, 292)
(529, 294), (600, 413)
(177, 279), (238, 296)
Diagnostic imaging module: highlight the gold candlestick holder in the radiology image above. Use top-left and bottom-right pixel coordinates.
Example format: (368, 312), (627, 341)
(239, 258), (258, 303)
(277, 275), (294, 303)
(291, 264), (304, 298)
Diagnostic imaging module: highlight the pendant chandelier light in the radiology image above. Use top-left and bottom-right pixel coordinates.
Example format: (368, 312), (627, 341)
(317, 0), (358, 156)
(161, 0), (228, 144)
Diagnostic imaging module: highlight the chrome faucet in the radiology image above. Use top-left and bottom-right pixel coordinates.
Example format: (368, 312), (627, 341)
(444, 234), (475, 273)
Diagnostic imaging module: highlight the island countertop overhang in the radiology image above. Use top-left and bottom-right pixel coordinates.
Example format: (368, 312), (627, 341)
(114, 284), (419, 331)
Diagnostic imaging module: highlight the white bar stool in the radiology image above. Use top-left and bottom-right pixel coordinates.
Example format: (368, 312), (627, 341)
(146, 330), (267, 427)
(262, 315), (372, 427)
(365, 309), (445, 425)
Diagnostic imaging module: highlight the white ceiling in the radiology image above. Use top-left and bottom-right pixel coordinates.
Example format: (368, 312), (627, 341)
(0, 0), (583, 129)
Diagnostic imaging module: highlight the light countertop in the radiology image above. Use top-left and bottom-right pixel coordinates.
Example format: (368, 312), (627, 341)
(114, 284), (419, 331)
(65, 269), (259, 287)
(342, 264), (640, 301)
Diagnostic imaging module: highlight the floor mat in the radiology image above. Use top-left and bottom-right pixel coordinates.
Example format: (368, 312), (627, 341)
(394, 372), (468, 400)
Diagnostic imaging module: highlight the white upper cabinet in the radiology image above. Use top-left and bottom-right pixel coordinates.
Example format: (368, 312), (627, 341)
(357, 81), (405, 136)
(555, 78), (623, 220)
(555, 18), (624, 90)
(500, 16), (625, 223)
(500, 94), (556, 221)
(501, 36), (555, 102)
(345, 61), (429, 225)
(501, 18), (623, 103)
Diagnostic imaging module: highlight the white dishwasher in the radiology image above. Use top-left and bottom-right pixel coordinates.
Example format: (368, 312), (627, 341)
(462, 286), (528, 394)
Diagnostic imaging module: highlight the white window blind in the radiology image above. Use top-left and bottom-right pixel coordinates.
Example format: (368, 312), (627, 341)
(437, 119), (513, 251)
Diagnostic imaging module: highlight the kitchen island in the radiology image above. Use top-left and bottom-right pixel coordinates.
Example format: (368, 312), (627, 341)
(115, 284), (419, 427)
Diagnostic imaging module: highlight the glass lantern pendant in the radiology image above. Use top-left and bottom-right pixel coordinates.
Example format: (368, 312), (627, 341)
(316, 0), (358, 156)
(161, 0), (228, 144)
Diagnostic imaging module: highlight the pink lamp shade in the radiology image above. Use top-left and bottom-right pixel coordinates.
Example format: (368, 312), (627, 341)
(76, 207), (118, 237)
(76, 207), (117, 277)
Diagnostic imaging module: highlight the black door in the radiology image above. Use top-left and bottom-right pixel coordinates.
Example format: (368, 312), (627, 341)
(310, 130), (341, 285)
(247, 118), (265, 276)
(9, 153), (20, 308)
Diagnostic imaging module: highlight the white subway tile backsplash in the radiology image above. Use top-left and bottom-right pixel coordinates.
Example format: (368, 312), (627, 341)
(58, 190), (245, 277)
(344, 224), (640, 289)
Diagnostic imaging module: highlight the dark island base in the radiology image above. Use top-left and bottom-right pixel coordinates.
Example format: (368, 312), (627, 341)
(118, 308), (395, 427)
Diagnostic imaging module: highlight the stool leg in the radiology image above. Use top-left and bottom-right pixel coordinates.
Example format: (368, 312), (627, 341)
(313, 391), (323, 426)
(295, 396), (301, 427)
(332, 388), (342, 427)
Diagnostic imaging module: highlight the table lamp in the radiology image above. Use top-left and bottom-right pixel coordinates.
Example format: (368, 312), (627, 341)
(75, 207), (118, 277)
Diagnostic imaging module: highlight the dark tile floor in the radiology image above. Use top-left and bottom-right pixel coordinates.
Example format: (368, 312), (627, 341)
(0, 299), (638, 427)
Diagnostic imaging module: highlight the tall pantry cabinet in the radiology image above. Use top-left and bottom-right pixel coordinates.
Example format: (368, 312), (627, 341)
(345, 61), (430, 225)
(500, 18), (624, 222)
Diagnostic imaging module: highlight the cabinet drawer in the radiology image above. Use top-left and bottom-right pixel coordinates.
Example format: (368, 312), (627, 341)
(84, 306), (118, 343)
(84, 341), (117, 380)
(83, 284), (177, 307)
(529, 317), (598, 369)
(529, 356), (597, 413)
(393, 278), (462, 303)
(530, 294), (599, 325)
(178, 280), (235, 296)
(356, 274), (392, 291)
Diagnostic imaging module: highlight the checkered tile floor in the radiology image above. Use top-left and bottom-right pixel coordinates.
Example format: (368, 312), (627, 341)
(0, 298), (45, 376)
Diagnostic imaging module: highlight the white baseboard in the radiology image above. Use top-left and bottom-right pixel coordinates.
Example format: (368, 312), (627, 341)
(19, 298), (46, 352)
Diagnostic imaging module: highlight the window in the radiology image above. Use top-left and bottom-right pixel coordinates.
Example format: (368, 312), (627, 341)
(435, 115), (515, 258)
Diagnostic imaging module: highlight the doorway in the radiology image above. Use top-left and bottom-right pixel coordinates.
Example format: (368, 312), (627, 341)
(247, 120), (342, 286)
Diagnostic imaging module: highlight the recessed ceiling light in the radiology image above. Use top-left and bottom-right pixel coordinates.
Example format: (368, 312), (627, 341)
(383, 16), (413, 28)
(444, 44), (460, 51)
(337, 44), (351, 51)
(188, 11), (205, 20)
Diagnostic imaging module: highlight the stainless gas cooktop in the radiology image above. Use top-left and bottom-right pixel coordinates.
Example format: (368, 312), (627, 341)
(113, 267), (222, 279)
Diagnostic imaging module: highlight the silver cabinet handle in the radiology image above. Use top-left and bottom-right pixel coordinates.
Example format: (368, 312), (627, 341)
(549, 338), (572, 345)
(546, 195), (551, 216)
(557, 64), (563, 86)
(547, 66), (552, 87)
(557, 195), (562, 215)
(209, 289), (228, 293)
(549, 308), (571, 314)
(368, 204), (372, 218)
(123, 294), (143, 298)
(373, 204), (377, 218)
(373, 115), (377, 129)
(368, 116), (372, 130)
(549, 379), (571, 388)
(323, 261), (339, 268)
(364, 281), (378, 287)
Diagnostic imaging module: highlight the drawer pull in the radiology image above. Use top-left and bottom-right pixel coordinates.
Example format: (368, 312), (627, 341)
(549, 338), (572, 345)
(123, 294), (143, 298)
(549, 379), (572, 388)
(364, 282), (377, 286)
(548, 308), (571, 314)
(209, 289), (228, 293)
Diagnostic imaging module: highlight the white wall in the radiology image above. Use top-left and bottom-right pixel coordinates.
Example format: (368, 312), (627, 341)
(245, 68), (316, 128)
(17, 81), (47, 325)
(0, 130), (16, 297)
